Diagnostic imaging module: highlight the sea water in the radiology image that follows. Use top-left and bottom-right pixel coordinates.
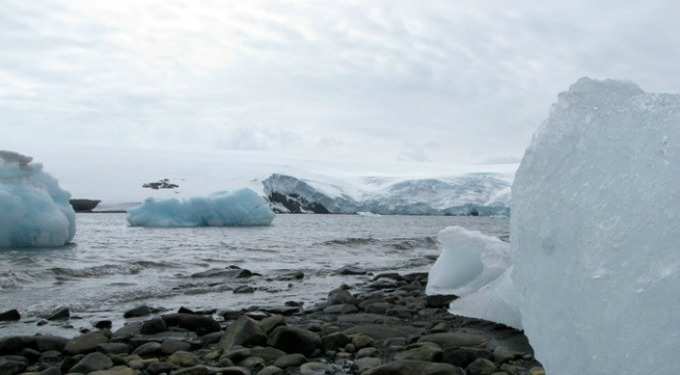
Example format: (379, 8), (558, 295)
(0, 213), (507, 336)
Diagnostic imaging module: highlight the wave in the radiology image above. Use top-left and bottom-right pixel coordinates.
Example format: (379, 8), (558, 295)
(49, 260), (180, 279)
(319, 236), (438, 250)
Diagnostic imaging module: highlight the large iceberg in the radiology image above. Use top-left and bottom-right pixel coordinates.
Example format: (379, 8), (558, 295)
(127, 188), (275, 227)
(427, 77), (680, 374)
(0, 150), (76, 248)
(512, 78), (680, 374)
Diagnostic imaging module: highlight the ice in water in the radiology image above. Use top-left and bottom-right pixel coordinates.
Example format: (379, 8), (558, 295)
(428, 78), (680, 374)
(127, 188), (275, 227)
(426, 226), (520, 329)
(0, 150), (76, 248)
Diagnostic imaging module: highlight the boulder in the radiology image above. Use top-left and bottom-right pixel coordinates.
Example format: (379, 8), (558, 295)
(273, 353), (306, 368)
(70, 352), (113, 373)
(363, 360), (464, 375)
(327, 288), (357, 306)
(268, 326), (321, 356)
(0, 309), (20, 321)
(161, 313), (221, 335)
(65, 331), (110, 354)
(220, 317), (267, 350)
(124, 305), (152, 319)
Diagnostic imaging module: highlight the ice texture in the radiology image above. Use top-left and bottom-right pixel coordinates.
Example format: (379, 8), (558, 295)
(426, 226), (520, 329)
(512, 78), (680, 374)
(0, 151), (76, 248)
(127, 188), (275, 227)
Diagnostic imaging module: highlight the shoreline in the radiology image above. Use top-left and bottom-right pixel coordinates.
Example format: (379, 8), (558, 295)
(0, 271), (542, 375)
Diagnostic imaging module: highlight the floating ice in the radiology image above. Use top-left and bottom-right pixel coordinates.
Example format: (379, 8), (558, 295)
(0, 150), (76, 248)
(426, 226), (520, 328)
(127, 188), (275, 227)
(512, 78), (680, 374)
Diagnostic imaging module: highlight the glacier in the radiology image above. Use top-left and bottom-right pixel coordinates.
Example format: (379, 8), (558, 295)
(263, 172), (511, 216)
(127, 188), (275, 227)
(427, 77), (680, 374)
(0, 150), (76, 248)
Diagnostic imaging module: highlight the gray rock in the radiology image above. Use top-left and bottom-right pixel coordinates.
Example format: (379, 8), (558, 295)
(220, 317), (267, 350)
(344, 324), (421, 341)
(65, 331), (110, 354)
(273, 353), (306, 368)
(47, 307), (70, 321)
(90, 366), (138, 375)
(200, 331), (223, 345)
(112, 322), (143, 341)
(205, 367), (251, 375)
(39, 367), (61, 375)
(97, 343), (131, 354)
(169, 351), (199, 367)
(419, 331), (489, 349)
(441, 347), (493, 369)
(362, 302), (392, 314)
(161, 339), (192, 354)
(394, 342), (442, 362)
(355, 357), (382, 372)
(0, 309), (20, 321)
(249, 347), (286, 364)
(172, 365), (210, 375)
(363, 360), (464, 375)
(238, 356), (265, 371)
(132, 342), (162, 357)
(124, 305), (152, 318)
(425, 295), (457, 308)
(161, 313), (221, 335)
(0, 356), (26, 375)
(335, 265), (367, 275)
(258, 315), (286, 335)
(466, 358), (497, 375)
(351, 334), (375, 349)
(257, 365), (283, 375)
(327, 288), (357, 306)
(268, 326), (321, 356)
(234, 286), (255, 294)
(70, 352), (113, 373)
(321, 332), (351, 352)
(39, 350), (63, 367)
(35, 335), (69, 352)
(323, 304), (358, 314)
(147, 361), (178, 375)
(299, 362), (330, 375)
(356, 347), (378, 358)
(337, 314), (399, 325)
(140, 318), (168, 334)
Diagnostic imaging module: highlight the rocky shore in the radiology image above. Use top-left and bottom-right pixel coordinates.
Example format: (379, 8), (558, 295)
(0, 272), (543, 375)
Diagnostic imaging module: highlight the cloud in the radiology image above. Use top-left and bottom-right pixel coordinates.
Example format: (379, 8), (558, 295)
(2, 0), (680, 172)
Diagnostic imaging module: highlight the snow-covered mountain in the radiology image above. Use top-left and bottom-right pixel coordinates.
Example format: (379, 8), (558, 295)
(262, 172), (511, 216)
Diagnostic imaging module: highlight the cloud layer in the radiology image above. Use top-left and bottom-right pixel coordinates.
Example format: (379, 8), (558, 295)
(3, 0), (680, 196)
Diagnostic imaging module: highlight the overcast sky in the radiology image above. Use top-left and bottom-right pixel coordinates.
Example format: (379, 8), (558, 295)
(3, 1), (680, 200)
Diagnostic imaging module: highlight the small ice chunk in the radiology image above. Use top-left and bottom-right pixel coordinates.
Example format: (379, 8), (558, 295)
(426, 226), (519, 328)
(127, 188), (275, 227)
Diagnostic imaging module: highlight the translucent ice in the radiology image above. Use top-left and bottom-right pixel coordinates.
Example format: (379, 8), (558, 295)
(512, 78), (680, 374)
(0, 151), (76, 248)
(127, 188), (275, 227)
(426, 226), (520, 328)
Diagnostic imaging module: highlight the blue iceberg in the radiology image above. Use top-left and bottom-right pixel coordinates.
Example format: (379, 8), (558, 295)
(0, 151), (76, 248)
(127, 188), (275, 227)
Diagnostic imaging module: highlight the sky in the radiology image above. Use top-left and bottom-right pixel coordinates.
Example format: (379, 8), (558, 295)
(2, 0), (680, 201)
